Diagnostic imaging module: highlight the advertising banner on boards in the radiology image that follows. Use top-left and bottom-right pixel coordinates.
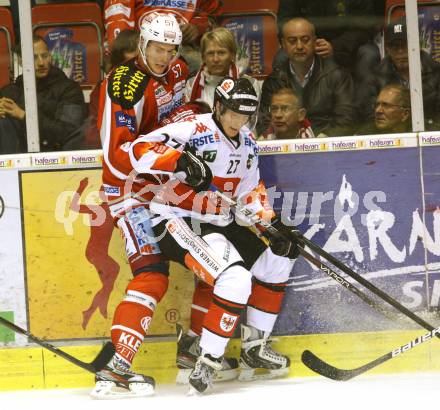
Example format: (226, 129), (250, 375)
(20, 168), (194, 341)
(260, 145), (440, 335)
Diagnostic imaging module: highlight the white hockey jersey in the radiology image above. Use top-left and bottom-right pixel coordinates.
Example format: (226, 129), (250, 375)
(129, 113), (273, 225)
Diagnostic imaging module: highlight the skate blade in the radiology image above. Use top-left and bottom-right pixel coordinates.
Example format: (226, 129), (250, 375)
(177, 368), (239, 384)
(90, 381), (155, 399)
(238, 367), (289, 382)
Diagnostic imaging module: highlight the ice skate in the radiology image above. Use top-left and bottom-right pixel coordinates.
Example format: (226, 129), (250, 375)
(91, 356), (155, 399)
(238, 324), (290, 382)
(175, 324), (239, 384)
(188, 352), (223, 395)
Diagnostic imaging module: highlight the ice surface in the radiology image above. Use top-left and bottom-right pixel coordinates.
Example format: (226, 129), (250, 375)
(0, 373), (439, 410)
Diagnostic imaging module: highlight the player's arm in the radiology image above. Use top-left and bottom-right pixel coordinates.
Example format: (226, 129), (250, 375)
(237, 160), (300, 259)
(130, 123), (212, 192)
(99, 75), (142, 179)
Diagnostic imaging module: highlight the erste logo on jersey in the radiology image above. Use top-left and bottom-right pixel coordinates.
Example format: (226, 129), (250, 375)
(115, 111), (136, 133)
(190, 130), (220, 149)
(142, 1), (195, 13)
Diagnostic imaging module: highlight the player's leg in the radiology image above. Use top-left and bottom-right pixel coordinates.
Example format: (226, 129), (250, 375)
(226, 223), (295, 381)
(92, 206), (167, 399)
(240, 248), (295, 381)
(154, 218), (252, 394)
(175, 279), (239, 384)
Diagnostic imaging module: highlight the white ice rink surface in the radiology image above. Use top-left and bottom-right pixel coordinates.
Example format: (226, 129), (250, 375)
(1, 373), (439, 410)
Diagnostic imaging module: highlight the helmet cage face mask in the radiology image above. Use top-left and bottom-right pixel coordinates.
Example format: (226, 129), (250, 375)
(215, 77), (259, 130)
(138, 12), (182, 77)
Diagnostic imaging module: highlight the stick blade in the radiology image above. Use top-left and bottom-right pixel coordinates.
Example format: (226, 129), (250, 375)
(301, 350), (355, 381)
(89, 342), (115, 372)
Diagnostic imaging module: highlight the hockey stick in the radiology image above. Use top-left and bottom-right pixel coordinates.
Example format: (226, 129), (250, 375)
(210, 187), (440, 378)
(301, 325), (440, 381)
(210, 187), (396, 319)
(0, 316), (115, 373)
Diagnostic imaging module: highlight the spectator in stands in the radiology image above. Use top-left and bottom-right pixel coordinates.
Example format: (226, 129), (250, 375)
(184, 27), (260, 110)
(357, 84), (411, 135)
(103, 0), (222, 74)
(259, 86), (314, 140)
(274, 0), (381, 82)
(258, 17), (355, 138)
(358, 18), (440, 130)
(0, 35), (86, 153)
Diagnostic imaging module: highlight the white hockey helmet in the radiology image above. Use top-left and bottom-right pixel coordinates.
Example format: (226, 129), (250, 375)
(138, 12), (182, 76)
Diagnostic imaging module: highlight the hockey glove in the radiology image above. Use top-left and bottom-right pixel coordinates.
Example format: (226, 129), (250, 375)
(266, 218), (302, 259)
(175, 147), (213, 193)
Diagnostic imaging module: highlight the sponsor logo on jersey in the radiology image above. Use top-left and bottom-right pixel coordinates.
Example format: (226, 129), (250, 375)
(109, 63), (148, 108)
(143, 0), (194, 12)
(115, 111), (136, 133)
(244, 137), (255, 147)
(141, 316), (152, 333)
(103, 184), (120, 196)
(118, 331), (142, 351)
(203, 150), (217, 162)
(152, 144), (169, 155)
(155, 85), (167, 97)
(247, 154), (254, 169)
(220, 313), (237, 332)
(190, 133), (220, 148)
(192, 122), (211, 135)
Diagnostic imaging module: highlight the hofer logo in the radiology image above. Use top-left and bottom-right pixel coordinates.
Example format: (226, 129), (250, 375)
(369, 138), (401, 148)
(294, 142), (327, 152)
(331, 140), (364, 150)
(34, 156), (67, 166)
(115, 111), (136, 133)
(0, 159), (13, 168)
(421, 135), (440, 145)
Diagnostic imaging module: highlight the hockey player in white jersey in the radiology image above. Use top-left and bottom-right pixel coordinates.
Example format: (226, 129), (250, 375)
(128, 77), (301, 394)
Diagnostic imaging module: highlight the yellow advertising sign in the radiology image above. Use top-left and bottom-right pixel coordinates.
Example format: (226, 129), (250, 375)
(21, 169), (194, 340)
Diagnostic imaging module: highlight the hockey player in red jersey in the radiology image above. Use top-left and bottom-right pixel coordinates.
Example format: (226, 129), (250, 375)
(128, 77), (302, 394)
(92, 12), (189, 399)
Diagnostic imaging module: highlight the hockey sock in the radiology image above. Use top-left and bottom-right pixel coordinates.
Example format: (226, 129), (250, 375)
(247, 278), (287, 332)
(190, 280), (213, 336)
(111, 271), (168, 366)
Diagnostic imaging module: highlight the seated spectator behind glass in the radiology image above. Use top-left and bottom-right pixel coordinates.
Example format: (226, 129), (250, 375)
(258, 17), (355, 138)
(184, 27), (260, 110)
(0, 35), (86, 153)
(259, 86), (314, 140)
(275, 0), (380, 82)
(357, 84), (411, 135)
(358, 18), (440, 130)
(85, 29), (140, 149)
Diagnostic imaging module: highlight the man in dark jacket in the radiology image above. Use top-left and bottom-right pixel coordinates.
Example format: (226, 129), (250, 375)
(258, 17), (355, 137)
(357, 19), (440, 130)
(275, 0), (380, 80)
(0, 35), (86, 153)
